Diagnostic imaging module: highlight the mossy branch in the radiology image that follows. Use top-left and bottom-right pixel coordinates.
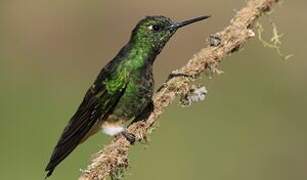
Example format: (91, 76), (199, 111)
(79, 0), (280, 179)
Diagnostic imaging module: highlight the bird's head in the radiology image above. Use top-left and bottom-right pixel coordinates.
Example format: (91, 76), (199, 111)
(130, 15), (210, 53)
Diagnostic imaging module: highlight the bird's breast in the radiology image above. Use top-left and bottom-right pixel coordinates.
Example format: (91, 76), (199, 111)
(111, 69), (154, 121)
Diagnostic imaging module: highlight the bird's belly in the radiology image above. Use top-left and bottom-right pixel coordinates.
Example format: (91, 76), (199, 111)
(99, 92), (149, 136)
(112, 92), (150, 120)
(111, 80), (153, 121)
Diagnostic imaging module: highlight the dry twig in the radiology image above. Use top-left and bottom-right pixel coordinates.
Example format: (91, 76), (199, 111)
(79, 0), (280, 179)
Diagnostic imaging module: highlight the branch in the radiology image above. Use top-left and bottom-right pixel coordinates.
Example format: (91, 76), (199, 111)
(79, 0), (279, 179)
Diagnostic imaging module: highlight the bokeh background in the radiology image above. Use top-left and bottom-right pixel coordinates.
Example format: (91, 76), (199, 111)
(0, 0), (306, 179)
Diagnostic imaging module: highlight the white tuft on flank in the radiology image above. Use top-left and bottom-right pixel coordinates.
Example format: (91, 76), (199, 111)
(102, 126), (125, 136)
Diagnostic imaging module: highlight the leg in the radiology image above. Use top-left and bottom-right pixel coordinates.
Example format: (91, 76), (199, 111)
(127, 101), (154, 144)
(121, 130), (136, 144)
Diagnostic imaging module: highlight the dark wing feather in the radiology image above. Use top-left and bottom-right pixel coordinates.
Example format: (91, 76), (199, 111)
(45, 76), (127, 178)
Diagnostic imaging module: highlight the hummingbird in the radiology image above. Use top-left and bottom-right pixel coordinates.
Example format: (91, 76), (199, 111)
(45, 15), (210, 178)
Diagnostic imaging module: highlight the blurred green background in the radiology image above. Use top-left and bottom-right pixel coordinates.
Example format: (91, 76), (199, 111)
(0, 0), (306, 179)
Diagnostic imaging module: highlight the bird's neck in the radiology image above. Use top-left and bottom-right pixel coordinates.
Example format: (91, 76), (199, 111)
(120, 40), (158, 71)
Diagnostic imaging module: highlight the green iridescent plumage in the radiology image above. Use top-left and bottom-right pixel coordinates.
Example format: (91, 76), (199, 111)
(45, 15), (210, 178)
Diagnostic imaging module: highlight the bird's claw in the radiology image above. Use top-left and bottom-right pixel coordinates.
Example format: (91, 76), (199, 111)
(121, 131), (136, 145)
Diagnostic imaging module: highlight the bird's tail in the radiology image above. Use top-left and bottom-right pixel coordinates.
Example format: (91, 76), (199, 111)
(44, 168), (54, 179)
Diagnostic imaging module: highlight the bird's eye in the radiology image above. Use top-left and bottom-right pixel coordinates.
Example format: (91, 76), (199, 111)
(149, 24), (162, 32)
(152, 25), (161, 31)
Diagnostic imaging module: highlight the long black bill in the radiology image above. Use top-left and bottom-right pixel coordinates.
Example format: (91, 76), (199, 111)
(172, 15), (210, 29)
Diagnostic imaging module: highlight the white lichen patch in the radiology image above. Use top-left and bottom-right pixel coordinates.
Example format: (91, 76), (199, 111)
(180, 85), (208, 107)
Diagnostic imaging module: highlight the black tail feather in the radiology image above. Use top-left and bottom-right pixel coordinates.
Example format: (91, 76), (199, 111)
(45, 168), (54, 179)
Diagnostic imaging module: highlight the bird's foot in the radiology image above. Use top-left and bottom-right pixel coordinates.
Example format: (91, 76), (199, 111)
(121, 131), (136, 145)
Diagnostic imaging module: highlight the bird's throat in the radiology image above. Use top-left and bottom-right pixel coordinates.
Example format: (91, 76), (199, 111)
(122, 40), (158, 70)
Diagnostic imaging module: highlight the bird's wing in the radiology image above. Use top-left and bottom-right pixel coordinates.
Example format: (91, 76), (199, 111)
(45, 73), (128, 177)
